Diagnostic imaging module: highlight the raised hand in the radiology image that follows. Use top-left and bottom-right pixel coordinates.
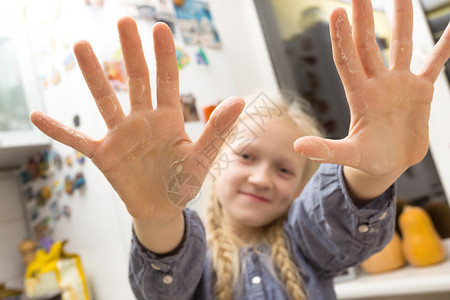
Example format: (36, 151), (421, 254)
(31, 18), (244, 221)
(294, 0), (450, 183)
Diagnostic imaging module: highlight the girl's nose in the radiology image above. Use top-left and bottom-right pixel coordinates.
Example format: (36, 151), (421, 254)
(247, 163), (273, 189)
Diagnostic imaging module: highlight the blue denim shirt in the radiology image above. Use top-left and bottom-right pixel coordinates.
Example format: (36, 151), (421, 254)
(129, 164), (396, 299)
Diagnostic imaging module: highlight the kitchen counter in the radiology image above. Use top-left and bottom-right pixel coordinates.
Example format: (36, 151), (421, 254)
(334, 238), (450, 299)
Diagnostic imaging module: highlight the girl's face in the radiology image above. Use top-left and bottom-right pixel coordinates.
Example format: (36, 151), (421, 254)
(215, 114), (307, 235)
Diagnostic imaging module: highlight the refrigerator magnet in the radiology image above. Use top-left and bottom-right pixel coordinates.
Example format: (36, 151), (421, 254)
(176, 46), (190, 70)
(50, 201), (61, 221)
(75, 151), (85, 164)
(62, 205), (71, 218)
(53, 179), (63, 195)
(65, 176), (73, 194)
(73, 114), (81, 127)
(65, 156), (73, 167)
(30, 204), (39, 221)
(41, 186), (52, 200)
(196, 47), (208, 65)
(73, 172), (86, 190)
(180, 94), (200, 122)
(202, 104), (217, 123)
(53, 151), (63, 170)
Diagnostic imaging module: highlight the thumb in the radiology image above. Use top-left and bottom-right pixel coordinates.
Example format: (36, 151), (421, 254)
(165, 97), (243, 207)
(294, 136), (361, 168)
(193, 97), (245, 157)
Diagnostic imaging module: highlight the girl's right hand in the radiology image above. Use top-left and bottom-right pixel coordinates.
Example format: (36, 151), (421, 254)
(30, 17), (244, 222)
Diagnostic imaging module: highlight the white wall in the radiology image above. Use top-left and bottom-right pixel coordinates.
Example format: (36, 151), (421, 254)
(210, 0), (280, 98)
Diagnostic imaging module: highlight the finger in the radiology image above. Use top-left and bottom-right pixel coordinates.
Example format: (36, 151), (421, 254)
(419, 23), (450, 83)
(153, 22), (180, 109)
(352, 0), (386, 76)
(192, 97), (245, 167)
(118, 17), (153, 111)
(389, 0), (413, 70)
(293, 136), (360, 167)
(74, 41), (125, 129)
(30, 111), (98, 158)
(329, 8), (366, 93)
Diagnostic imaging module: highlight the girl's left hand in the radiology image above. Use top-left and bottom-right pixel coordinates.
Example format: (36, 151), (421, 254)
(294, 0), (450, 179)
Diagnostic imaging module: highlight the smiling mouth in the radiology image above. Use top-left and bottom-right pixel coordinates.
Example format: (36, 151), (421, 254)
(240, 192), (271, 203)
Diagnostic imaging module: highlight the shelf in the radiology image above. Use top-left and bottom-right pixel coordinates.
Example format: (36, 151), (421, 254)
(0, 141), (50, 170)
(334, 239), (450, 299)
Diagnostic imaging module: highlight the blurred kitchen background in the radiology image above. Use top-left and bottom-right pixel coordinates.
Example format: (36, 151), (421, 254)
(0, 0), (449, 299)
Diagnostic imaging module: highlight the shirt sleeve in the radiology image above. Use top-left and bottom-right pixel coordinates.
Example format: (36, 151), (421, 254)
(129, 208), (206, 300)
(287, 163), (396, 278)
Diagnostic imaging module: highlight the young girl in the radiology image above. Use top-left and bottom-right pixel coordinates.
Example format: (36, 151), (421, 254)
(30, 0), (450, 299)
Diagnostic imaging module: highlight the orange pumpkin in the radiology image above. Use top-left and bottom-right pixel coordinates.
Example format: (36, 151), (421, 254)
(399, 206), (446, 267)
(361, 231), (405, 274)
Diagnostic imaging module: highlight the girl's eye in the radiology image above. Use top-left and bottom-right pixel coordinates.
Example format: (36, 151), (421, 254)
(279, 167), (295, 177)
(279, 168), (290, 174)
(240, 153), (252, 160)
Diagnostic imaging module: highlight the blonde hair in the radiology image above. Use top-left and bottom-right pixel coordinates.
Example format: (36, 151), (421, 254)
(205, 92), (323, 300)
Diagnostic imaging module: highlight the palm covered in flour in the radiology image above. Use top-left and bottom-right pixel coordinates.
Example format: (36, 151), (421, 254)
(295, 0), (450, 180)
(31, 18), (244, 220)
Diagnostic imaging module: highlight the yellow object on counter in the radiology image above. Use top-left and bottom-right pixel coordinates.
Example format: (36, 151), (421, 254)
(361, 231), (405, 274)
(399, 206), (446, 267)
(24, 240), (90, 300)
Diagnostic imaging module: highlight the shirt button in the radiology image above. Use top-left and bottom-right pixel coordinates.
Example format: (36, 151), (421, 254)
(252, 276), (261, 285)
(378, 211), (388, 220)
(358, 224), (369, 233)
(151, 263), (160, 270)
(162, 275), (173, 284)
